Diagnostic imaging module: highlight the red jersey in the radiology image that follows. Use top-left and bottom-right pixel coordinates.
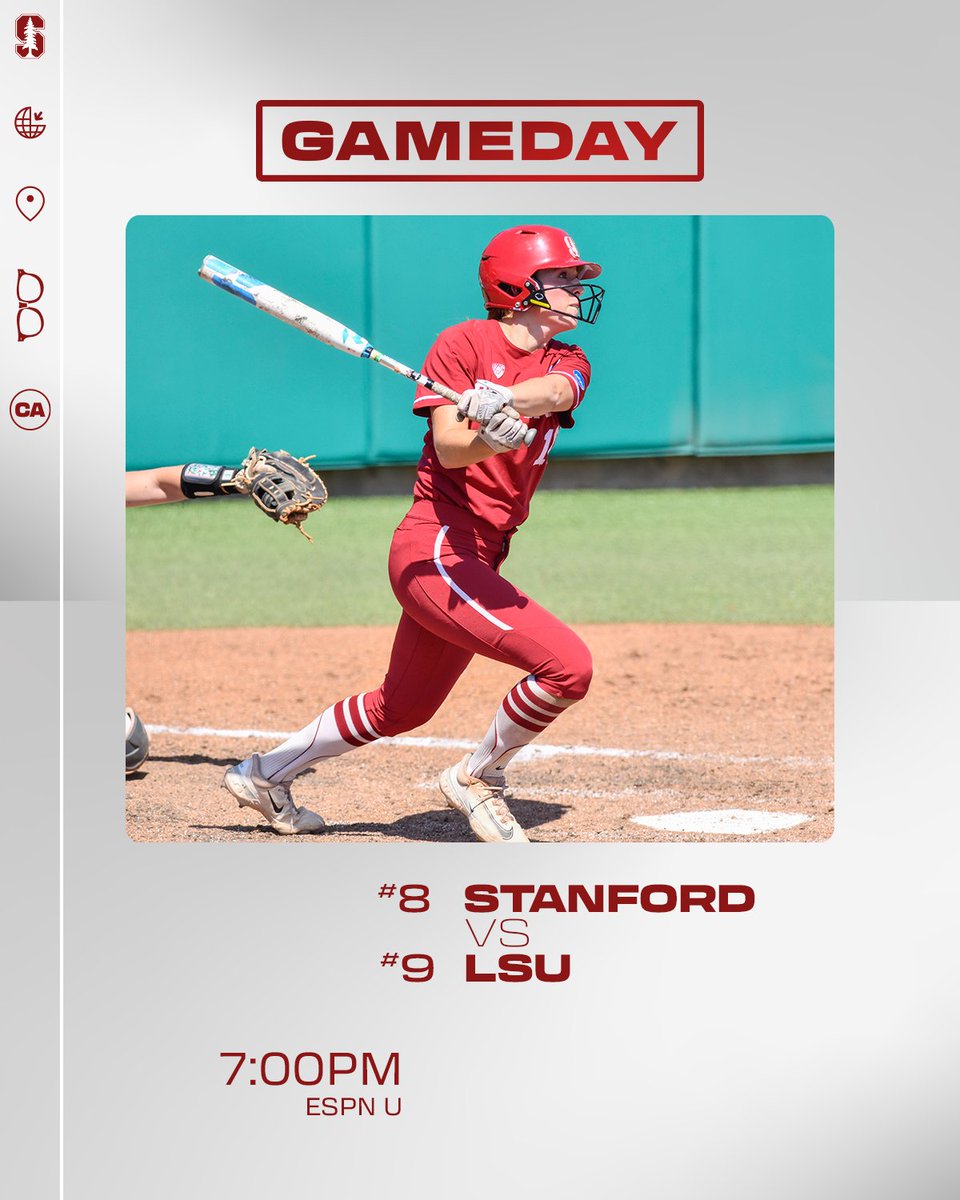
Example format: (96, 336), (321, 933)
(410, 319), (591, 538)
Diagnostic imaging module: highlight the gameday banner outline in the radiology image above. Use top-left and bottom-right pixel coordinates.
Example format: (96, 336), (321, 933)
(256, 99), (705, 182)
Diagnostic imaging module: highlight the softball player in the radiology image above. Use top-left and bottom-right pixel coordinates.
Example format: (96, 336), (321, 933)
(224, 225), (604, 840)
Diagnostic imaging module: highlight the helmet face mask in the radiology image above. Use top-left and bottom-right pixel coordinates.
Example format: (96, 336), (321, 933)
(527, 275), (605, 326)
(479, 225), (604, 326)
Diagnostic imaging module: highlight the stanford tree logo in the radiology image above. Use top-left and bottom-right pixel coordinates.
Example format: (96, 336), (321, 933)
(15, 14), (46, 59)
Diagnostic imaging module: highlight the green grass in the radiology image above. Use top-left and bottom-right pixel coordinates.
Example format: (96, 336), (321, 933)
(126, 485), (833, 630)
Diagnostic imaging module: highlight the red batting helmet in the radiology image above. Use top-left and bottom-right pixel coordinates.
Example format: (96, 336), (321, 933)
(479, 225), (604, 324)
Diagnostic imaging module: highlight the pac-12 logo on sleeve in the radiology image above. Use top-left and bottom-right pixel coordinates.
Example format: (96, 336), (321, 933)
(257, 101), (703, 182)
(15, 14), (45, 58)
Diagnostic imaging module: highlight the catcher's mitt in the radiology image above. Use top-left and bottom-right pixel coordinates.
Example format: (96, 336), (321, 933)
(229, 448), (328, 541)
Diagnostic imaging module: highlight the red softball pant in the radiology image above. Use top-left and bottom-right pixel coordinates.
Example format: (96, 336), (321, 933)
(363, 514), (592, 738)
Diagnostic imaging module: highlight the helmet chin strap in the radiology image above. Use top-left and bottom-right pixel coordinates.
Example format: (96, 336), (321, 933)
(511, 295), (573, 321)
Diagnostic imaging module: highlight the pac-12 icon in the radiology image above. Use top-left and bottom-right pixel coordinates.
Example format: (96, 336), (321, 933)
(14, 105), (45, 138)
(15, 14), (45, 58)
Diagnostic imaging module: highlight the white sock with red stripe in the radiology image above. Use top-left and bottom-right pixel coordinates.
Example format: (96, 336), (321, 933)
(466, 675), (576, 778)
(255, 693), (380, 782)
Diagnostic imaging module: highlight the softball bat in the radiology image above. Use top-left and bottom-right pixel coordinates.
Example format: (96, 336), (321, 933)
(198, 255), (536, 446)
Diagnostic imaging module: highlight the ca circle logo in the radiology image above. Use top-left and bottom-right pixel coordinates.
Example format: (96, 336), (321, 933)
(9, 388), (50, 430)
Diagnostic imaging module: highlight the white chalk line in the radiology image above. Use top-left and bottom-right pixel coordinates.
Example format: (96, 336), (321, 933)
(416, 782), (647, 800)
(415, 782), (811, 808)
(146, 725), (832, 769)
(631, 811), (813, 835)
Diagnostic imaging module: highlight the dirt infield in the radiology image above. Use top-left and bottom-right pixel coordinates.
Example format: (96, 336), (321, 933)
(126, 623), (833, 843)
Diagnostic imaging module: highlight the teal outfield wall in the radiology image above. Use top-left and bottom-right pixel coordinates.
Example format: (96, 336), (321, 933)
(126, 216), (833, 470)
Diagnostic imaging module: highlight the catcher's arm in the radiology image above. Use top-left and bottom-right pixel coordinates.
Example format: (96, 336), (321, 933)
(125, 466), (188, 506)
(125, 463), (244, 506)
(125, 454), (328, 542)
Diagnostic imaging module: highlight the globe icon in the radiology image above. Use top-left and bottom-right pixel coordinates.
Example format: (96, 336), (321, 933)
(14, 106), (45, 139)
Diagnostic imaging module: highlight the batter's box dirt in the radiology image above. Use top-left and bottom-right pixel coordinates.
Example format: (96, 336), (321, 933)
(125, 623), (833, 843)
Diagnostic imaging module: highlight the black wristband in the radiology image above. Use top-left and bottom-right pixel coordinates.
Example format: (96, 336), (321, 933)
(179, 463), (241, 498)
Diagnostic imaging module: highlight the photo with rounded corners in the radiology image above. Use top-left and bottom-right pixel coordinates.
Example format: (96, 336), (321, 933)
(125, 214), (834, 844)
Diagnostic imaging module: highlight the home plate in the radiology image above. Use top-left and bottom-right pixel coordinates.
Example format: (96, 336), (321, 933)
(631, 810), (812, 835)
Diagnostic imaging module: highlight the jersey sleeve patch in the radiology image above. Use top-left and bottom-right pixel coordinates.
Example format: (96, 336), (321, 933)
(548, 368), (586, 408)
(546, 342), (591, 410)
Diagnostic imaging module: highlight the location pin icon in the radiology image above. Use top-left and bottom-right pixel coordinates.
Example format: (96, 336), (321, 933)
(16, 186), (45, 221)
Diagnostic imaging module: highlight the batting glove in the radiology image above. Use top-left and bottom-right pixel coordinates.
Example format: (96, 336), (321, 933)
(457, 379), (514, 424)
(478, 407), (528, 453)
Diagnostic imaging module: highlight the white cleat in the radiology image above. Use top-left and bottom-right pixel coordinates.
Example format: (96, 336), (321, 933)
(439, 756), (529, 843)
(223, 754), (326, 835)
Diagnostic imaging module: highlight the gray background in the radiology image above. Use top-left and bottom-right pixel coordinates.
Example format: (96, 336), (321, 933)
(55, 2), (960, 1197)
(2, 3), (58, 597)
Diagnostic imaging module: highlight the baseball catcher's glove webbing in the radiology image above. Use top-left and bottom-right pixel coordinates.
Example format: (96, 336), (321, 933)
(228, 448), (328, 541)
